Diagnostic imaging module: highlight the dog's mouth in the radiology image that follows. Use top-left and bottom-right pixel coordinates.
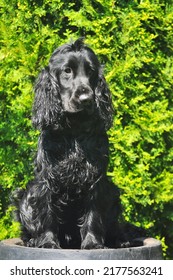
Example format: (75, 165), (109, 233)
(65, 105), (94, 116)
(65, 110), (94, 125)
(64, 94), (95, 115)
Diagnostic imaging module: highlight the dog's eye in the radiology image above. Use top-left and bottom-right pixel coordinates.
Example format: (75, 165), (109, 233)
(64, 67), (72, 74)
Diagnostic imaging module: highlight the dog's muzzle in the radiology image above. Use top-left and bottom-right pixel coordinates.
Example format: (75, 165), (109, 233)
(75, 85), (94, 107)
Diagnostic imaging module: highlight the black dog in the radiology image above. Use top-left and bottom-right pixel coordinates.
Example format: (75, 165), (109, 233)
(16, 38), (123, 249)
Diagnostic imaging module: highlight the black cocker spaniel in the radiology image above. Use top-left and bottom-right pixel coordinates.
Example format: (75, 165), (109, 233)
(16, 38), (125, 249)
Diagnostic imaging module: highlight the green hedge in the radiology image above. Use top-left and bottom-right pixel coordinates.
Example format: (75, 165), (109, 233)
(0, 0), (173, 258)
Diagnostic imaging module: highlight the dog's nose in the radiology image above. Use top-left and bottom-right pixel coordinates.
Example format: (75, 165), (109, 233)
(79, 93), (93, 105)
(77, 85), (94, 105)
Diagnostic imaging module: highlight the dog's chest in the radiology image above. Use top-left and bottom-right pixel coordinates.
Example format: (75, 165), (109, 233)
(41, 132), (108, 190)
(54, 138), (103, 186)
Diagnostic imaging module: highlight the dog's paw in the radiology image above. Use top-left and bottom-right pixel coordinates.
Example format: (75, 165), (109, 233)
(25, 231), (61, 249)
(81, 233), (104, 249)
(41, 241), (61, 249)
(26, 238), (35, 247)
(81, 242), (105, 249)
(119, 241), (131, 248)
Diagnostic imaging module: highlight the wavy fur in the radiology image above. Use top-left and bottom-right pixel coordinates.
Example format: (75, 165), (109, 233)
(16, 39), (124, 249)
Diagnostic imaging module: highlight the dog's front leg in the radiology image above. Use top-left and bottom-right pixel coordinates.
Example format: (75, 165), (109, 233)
(80, 209), (105, 249)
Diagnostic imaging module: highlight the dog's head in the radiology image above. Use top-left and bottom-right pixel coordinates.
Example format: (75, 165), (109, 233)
(33, 38), (113, 130)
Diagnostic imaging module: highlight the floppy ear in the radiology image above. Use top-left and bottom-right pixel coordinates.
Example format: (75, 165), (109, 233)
(32, 67), (62, 130)
(95, 71), (113, 130)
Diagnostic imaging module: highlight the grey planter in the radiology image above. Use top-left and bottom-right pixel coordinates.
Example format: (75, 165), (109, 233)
(0, 237), (162, 260)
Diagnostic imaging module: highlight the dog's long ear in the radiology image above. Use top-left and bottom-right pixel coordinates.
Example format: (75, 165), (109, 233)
(32, 67), (62, 130)
(95, 71), (114, 130)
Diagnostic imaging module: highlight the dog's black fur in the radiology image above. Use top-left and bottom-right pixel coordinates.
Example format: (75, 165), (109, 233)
(15, 38), (124, 249)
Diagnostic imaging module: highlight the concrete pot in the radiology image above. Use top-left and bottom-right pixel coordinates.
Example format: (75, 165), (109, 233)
(0, 237), (162, 260)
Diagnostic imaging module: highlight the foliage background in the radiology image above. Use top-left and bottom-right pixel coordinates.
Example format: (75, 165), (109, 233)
(0, 0), (173, 258)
